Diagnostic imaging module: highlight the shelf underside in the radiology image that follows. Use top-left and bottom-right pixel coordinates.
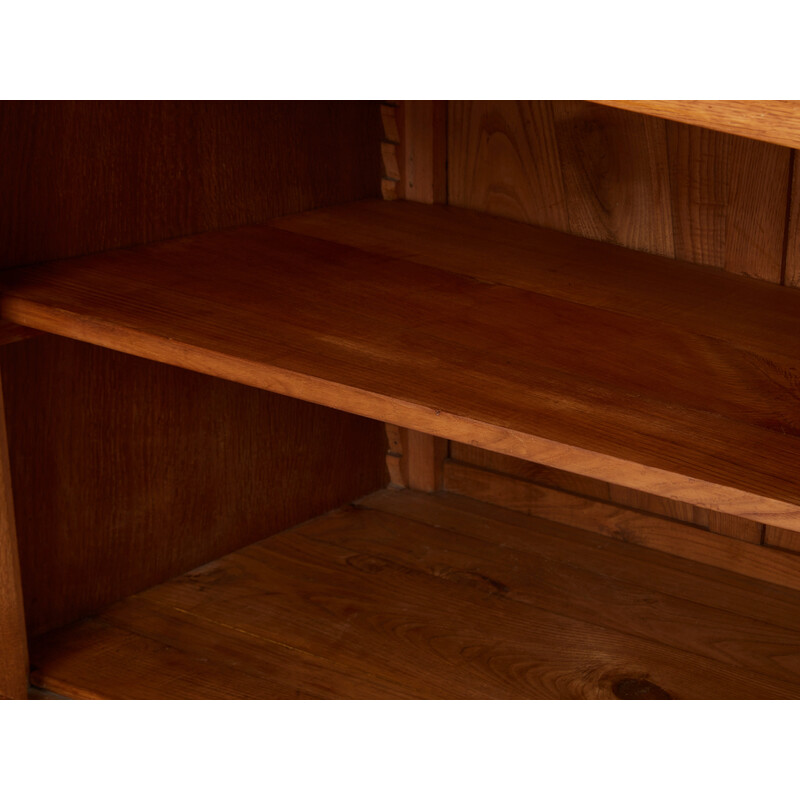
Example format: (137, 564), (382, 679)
(592, 101), (800, 150)
(3, 199), (800, 528)
(29, 489), (800, 699)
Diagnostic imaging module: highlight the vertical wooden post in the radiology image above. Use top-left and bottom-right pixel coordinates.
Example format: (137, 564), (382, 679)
(0, 369), (28, 699)
(401, 101), (447, 204)
(385, 424), (447, 493)
(405, 430), (447, 493)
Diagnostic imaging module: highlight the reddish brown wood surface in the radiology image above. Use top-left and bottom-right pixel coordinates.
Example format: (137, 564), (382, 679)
(4, 200), (800, 529)
(448, 101), (791, 280)
(0, 336), (387, 637)
(443, 461), (799, 591)
(592, 101), (800, 150)
(401, 101), (447, 203)
(0, 101), (380, 270)
(449, 443), (763, 546)
(0, 100), (387, 641)
(29, 489), (800, 699)
(0, 369), (28, 699)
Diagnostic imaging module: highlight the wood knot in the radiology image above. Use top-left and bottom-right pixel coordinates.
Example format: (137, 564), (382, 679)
(612, 677), (672, 700)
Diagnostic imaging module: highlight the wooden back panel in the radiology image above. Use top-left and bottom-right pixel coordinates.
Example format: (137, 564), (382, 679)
(448, 100), (792, 282)
(393, 99), (800, 576)
(0, 101), (387, 636)
(0, 101), (380, 269)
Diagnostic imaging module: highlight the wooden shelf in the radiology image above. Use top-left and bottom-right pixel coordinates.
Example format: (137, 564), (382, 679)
(591, 101), (800, 149)
(28, 488), (800, 699)
(3, 199), (800, 529)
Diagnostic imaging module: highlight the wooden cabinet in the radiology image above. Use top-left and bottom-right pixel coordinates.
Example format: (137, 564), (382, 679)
(2, 100), (800, 699)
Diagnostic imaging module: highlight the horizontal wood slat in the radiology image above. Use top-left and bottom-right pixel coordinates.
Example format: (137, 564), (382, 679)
(592, 101), (800, 150)
(29, 489), (800, 699)
(443, 461), (800, 593)
(3, 200), (800, 528)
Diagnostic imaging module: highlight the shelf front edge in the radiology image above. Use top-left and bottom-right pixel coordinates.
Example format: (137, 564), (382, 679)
(4, 294), (800, 534)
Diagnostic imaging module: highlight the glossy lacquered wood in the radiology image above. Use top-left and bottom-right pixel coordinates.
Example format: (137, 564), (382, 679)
(28, 489), (800, 699)
(3, 200), (800, 530)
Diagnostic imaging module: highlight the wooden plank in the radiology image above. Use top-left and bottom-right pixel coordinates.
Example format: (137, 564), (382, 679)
(666, 122), (789, 281)
(341, 498), (800, 689)
(277, 201), (800, 366)
(448, 100), (569, 231)
(0, 336), (387, 637)
(6, 202), (800, 529)
(442, 461), (800, 592)
(449, 101), (790, 279)
(706, 512), (763, 545)
(551, 101), (675, 257)
(784, 152), (800, 288)
(0, 369), (28, 700)
(366, 489), (800, 633)
(449, 442), (612, 500)
(402, 101), (447, 203)
(593, 101), (800, 150)
(0, 101), (381, 271)
(764, 525), (800, 553)
(451, 442), (761, 542)
(30, 490), (800, 698)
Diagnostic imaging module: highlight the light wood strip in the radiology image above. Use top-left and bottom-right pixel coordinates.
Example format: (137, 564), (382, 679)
(593, 101), (800, 150)
(0, 370), (28, 699)
(443, 461), (800, 592)
(764, 525), (800, 553)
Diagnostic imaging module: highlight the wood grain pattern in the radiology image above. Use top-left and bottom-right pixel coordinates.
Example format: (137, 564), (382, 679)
(375, 490), (800, 631)
(448, 100), (569, 230)
(0, 335), (388, 637)
(593, 101), (800, 150)
(451, 442), (762, 544)
(384, 423), (409, 488)
(404, 430), (447, 492)
(442, 461), (800, 592)
(0, 369), (28, 699)
(401, 101), (447, 203)
(29, 489), (800, 699)
(666, 122), (790, 280)
(5, 200), (800, 530)
(551, 101), (675, 256)
(764, 525), (800, 553)
(449, 101), (791, 280)
(0, 101), (380, 270)
(784, 152), (800, 288)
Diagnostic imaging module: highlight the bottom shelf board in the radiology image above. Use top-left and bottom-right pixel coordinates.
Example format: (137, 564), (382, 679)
(29, 489), (800, 699)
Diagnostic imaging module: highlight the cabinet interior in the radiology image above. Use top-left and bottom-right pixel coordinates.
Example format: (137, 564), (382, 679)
(2, 100), (800, 699)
